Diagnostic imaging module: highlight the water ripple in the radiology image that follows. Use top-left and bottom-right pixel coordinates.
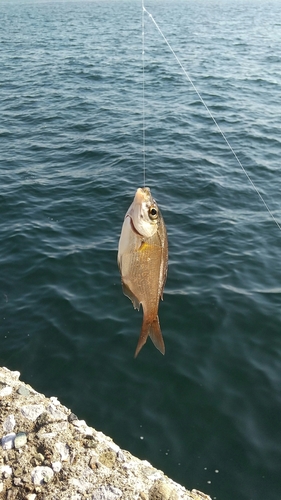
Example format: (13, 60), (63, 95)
(1, 2), (281, 500)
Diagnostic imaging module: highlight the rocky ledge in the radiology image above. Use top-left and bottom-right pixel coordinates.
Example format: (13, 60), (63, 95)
(0, 367), (211, 500)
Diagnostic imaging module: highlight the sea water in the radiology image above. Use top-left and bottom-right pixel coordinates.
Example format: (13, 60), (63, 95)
(1, 1), (281, 499)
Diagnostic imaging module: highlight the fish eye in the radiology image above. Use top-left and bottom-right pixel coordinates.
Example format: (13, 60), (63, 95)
(149, 206), (158, 220)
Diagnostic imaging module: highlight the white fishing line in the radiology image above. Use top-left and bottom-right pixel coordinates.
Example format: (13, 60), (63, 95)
(142, 3), (281, 231)
(142, 0), (146, 187)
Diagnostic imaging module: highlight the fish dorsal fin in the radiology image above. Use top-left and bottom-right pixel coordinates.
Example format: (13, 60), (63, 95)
(122, 282), (140, 311)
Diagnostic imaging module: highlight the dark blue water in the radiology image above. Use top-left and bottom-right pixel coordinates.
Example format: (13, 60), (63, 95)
(1, 1), (281, 499)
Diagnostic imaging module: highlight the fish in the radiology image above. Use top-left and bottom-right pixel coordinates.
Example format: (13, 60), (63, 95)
(117, 187), (168, 357)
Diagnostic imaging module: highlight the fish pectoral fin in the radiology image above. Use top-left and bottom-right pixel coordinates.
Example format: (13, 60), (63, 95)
(134, 316), (165, 358)
(122, 282), (140, 310)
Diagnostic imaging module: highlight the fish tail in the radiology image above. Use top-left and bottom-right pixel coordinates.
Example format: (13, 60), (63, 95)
(134, 316), (165, 358)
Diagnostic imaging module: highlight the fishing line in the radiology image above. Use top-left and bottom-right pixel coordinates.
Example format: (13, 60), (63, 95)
(142, 4), (281, 231)
(142, 0), (146, 187)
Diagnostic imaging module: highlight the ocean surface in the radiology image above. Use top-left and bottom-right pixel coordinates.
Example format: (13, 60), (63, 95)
(1, 0), (281, 498)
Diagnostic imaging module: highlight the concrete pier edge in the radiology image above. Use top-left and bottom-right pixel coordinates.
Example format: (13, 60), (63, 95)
(0, 366), (212, 500)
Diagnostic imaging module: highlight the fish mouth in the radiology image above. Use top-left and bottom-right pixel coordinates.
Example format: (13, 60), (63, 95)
(135, 187), (151, 204)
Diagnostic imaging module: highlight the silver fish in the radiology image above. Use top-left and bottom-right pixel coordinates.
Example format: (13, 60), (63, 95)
(117, 187), (168, 357)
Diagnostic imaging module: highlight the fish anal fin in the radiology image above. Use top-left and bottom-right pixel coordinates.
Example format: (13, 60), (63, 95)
(134, 316), (165, 358)
(122, 282), (140, 310)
